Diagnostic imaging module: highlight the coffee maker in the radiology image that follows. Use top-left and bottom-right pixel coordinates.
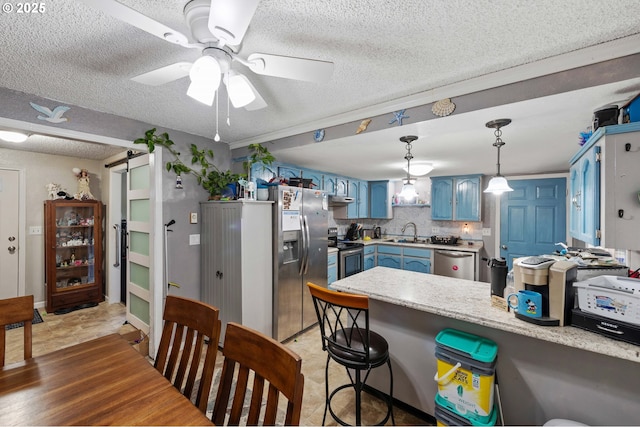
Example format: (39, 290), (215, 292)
(512, 257), (578, 326)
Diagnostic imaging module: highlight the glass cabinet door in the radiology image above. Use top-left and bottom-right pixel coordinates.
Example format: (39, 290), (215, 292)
(53, 203), (97, 291)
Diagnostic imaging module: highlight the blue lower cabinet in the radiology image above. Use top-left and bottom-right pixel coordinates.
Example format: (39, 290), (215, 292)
(378, 254), (401, 269)
(328, 252), (338, 285)
(403, 257), (431, 273)
(364, 255), (376, 270)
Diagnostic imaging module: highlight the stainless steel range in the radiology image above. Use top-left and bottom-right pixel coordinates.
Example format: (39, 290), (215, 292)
(328, 227), (364, 279)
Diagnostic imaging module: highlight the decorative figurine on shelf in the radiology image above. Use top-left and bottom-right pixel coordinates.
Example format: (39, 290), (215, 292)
(72, 168), (95, 200)
(46, 182), (63, 199)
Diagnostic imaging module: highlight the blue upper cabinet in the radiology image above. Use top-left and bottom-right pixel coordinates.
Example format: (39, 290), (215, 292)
(431, 177), (454, 220)
(335, 177), (348, 196)
(431, 175), (482, 221)
(455, 176), (482, 221)
(569, 145), (601, 246)
(250, 163), (277, 183)
(278, 165), (301, 180)
(301, 168), (323, 190)
(358, 181), (369, 218)
(347, 180), (359, 218)
(369, 181), (392, 219)
(323, 175), (337, 195)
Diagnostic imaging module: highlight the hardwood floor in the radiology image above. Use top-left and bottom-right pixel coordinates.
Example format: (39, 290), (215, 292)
(4, 302), (429, 426)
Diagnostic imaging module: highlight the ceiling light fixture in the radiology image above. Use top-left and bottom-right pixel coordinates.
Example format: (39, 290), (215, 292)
(399, 135), (419, 202)
(484, 118), (514, 195)
(403, 161), (433, 176)
(0, 130), (29, 143)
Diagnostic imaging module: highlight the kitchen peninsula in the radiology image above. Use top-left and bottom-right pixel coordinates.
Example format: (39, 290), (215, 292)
(331, 267), (640, 425)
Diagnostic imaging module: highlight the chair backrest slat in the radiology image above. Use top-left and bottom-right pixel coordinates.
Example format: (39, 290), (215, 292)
(212, 322), (304, 426)
(0, 295), (34, 367)
(154, 295), (220, 413)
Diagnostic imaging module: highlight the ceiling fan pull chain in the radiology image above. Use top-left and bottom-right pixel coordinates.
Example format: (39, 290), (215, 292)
(214, 91), (220, 142)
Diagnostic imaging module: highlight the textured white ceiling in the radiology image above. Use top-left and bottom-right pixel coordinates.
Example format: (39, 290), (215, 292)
(1, 0), (640, 176)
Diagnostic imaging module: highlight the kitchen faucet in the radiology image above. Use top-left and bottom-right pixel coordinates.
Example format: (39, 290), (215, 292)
(401, 222), (418, 242)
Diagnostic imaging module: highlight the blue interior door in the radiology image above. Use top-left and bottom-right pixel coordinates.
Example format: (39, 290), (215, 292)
(500, 178), (566, 269)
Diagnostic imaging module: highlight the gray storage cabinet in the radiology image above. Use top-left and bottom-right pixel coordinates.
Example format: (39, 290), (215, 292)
(200, 200), (273, 344)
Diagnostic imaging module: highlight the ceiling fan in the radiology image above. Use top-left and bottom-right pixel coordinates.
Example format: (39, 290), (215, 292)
(79, 0), (334, 111)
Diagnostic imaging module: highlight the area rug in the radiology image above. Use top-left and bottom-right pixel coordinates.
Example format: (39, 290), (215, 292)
(5, 309), (44, 330)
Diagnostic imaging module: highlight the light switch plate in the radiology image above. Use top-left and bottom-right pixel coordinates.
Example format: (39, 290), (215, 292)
(431, 227), (440, 234)
(29, 226), (42, 235)
(189, 212), (198, 224)
(189, 234), (200, 245)
(482, 228), (491, 236)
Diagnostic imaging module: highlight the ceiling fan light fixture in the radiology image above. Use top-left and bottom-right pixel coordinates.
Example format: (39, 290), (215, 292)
(187, 56), (222, 106)
(0, 130), (29, 143)
(226, 71), (256, 108)
(187, 81), (217, 106)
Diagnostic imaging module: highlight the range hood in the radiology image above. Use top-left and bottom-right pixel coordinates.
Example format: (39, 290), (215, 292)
(328, 195), (355, 206)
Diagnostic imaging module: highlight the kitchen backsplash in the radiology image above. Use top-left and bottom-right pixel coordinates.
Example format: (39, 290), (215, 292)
(329, 205), (484, 241)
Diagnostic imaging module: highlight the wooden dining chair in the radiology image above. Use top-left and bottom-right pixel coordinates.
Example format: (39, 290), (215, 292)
(154, 295), (221, 413)
(211, 322), (305, 426)
(0, 295), (34, 367)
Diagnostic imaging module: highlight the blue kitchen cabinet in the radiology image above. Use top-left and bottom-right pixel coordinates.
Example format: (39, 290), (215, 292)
(364, 245), (376, 270)
(336, 177), (348, 196)
(377, 245), (401, 269)
(324, 175), (337, 195)
(301, 168), (323, 190)
(569, 144), (601, 245)
(455, 176), (482, 221)
(328, 252), (338, 285)
(369, 181), (392, 219)
(250, 163), (277, 183)
(402, 247), (432, 273)
(278, 165), (301, 181)
(346, 180), (359, 218)
(358, 181), (369, 218)
(431, 175), (482, 221)
(431, 177), (453, 220)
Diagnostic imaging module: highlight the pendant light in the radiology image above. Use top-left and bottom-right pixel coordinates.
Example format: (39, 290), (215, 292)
(399, 135), (419, 202)
(484, 119), (514, 195)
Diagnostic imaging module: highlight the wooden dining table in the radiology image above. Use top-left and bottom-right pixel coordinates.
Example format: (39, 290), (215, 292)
(0, 333), (213, 425)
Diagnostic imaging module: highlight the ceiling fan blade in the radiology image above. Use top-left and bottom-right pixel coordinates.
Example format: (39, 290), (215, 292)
(247, 53), (333, 83)
(208, 0), (260, 46)
(79, 0), (194, 47)
(131, 62), (193, 86)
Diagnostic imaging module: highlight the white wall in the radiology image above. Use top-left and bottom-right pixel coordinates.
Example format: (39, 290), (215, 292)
(0, 147), (112, 304)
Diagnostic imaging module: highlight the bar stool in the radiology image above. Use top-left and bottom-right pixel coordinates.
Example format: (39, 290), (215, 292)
(307, 282), (394, 426)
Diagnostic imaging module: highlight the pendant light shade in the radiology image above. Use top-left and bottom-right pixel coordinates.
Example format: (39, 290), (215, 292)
(399, 135), (419, 202)
(484, 119), (514, 195)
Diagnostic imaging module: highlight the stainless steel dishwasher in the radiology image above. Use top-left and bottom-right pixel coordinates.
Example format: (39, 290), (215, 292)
(433, 250), (475, 280)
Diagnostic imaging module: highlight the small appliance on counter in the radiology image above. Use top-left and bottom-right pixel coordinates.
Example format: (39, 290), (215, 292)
(430, 235), (459, 245)
(512, 256), (578, 326)
(571, 275), (640, 345)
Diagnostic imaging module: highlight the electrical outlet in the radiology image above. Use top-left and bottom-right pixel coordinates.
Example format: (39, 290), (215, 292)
(189, 234), (200, 245)
(482, 228), (491, 236)
(29, 226), (42, 235)
(431, 227), (440, 234)
(189, 212), (198, 224)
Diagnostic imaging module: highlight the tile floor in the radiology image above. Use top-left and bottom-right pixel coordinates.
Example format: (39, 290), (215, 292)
(4, 302), (430, 426)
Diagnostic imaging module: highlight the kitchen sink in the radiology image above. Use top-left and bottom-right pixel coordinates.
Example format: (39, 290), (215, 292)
(386, 238), (428, 244)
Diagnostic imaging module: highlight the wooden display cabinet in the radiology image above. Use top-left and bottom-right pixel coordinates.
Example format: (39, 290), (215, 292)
(44, 199), (103, 313)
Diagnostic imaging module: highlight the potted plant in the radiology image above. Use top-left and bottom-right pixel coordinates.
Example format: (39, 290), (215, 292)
(134, 129), (240, 199)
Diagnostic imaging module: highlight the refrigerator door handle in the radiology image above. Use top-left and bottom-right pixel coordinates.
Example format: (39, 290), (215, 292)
(303, 215), (311, 275)
(299, 214), (307, 276)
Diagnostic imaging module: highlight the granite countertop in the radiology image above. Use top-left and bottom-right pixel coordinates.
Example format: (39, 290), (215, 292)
(331, 267), (640, 364)
(350, 238), (484, 253)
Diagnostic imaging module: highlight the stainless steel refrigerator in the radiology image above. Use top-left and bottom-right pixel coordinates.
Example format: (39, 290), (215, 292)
(270, 185), (328, 341)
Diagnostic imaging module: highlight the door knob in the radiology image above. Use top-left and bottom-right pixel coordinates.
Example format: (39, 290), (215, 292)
(501, 245), (508, 250)
(8, 236), (15, 241)
(8, 246), (16, 254)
